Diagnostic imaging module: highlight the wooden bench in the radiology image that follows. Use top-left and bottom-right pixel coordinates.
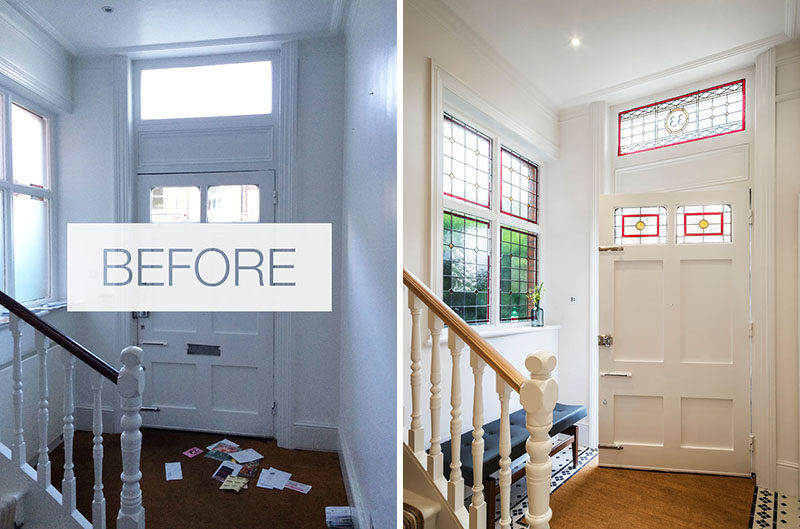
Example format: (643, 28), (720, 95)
(441, 403), (587, 527)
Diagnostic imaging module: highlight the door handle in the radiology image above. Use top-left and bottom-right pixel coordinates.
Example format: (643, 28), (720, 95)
(600, 372), (631, 377)
(599, 443), (624, 450)
(140, 341), (167, 346)
(598, 246), (624, 252)
(141, 406), (161, 412)
(598, 334), (613, 347)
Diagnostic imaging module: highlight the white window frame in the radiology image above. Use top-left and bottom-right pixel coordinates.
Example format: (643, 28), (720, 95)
(0, 88), (55, 306)
(430, 65), (551, 328)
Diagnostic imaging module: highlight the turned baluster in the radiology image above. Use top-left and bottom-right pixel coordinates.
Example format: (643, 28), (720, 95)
(407, 293), (425, 457)
(91, 373), (107, 529)
(117, 346), (146, 529)
(427, 313), (445, 489)
(469, 351), (486, 529)
(62, 350), (77, 513)
(36, 332), (51, 488)
(447, 333), (468, 522)
(521, 351), (558, 529)
(10, 315), (25, 468)
(496, 378), (512, 529)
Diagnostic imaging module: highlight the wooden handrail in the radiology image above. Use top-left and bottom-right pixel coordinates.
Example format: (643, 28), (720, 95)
(0, 291), (119, 384)
(403, 269), (525, 393)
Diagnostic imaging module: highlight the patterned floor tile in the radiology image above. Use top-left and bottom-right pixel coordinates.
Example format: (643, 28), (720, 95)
(750, 487), (800, 528)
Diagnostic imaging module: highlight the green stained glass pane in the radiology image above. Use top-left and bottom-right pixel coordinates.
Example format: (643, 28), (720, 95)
(442, 209), (490, 324)
(500, 226), (538, 321)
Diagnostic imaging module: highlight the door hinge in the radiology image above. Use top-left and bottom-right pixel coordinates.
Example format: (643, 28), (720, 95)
(273, 190), (278, 205)
(748, 434), (755, 452)
(748, 321), (754, 337)
(131, 311), (150, 319)
(271, 402), (277, 416)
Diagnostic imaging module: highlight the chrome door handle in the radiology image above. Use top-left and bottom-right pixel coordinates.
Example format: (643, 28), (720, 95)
(600, 372), (631, 377)
(140, 341), (167, 346)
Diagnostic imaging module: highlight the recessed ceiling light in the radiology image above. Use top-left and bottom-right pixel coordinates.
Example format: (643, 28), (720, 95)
(570, 37), (581, 47)
(101, 6), (113, 13)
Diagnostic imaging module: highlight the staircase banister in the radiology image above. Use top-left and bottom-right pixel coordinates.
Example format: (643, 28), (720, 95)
(0, 291), (119, 384)
(403, 269), (525, 393)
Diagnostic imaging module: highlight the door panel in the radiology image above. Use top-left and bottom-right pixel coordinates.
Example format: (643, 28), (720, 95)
(136, 171), (275, 437)
(599, 188), (750, 475)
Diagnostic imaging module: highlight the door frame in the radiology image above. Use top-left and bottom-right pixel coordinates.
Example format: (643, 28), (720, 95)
(109, 44), (300, 448)
(589, 53), (777, 487)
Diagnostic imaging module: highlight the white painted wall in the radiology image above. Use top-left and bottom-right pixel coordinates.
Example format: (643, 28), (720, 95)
(57, 57), (123, 429)
(291, 37), (345, 450)
(774, 39), (800, 497)
(545, 110), (594, 422)
(338, 0), (397, 527)
(0, 0), (72, 112)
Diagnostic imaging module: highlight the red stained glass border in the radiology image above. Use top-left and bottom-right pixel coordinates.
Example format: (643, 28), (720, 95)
(500, 147), (539, 225)
(621, 213), (661, 238)
(617, 79), (746, 157)
(683, 211), (725, 237)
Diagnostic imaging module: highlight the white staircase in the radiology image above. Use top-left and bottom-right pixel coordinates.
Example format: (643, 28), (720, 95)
(0, 291), (147, 529)
(403, 270), (558, 529)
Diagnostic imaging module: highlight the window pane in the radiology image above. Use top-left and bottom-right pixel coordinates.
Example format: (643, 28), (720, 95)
(207, 185), (260, 223)
(442, 114), (492, 208)
(614, 206), (667, 245)
(443, 210), (490, 324)
(619, 79), (745, 156)
(140, 61), (272, 120)
(150, 187), (200, 223)
(500, 227), (538, 321)
(676, 204), (732, 244)
(501, 148), (538, 224)
(13, 193), (47, 302)
(12, 104), (46, 188)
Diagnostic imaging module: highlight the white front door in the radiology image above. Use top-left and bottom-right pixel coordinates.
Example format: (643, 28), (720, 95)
(598, 188), (750, 475)
(135, 170), (275, 437)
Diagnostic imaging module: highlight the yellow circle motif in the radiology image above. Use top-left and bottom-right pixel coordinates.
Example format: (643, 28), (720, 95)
(635, 220), (646, 231)
(698, 219), (709, 229)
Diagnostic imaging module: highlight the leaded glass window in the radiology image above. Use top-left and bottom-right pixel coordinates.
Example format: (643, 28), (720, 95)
(501, 148), (538, 224)
(676, 204), (732, 244)
(443, 210), (491, 324)
(500, 227), (537, 321)
(614, 206), (668, 245)
(618, 79), (745, 156)
(442, 113), (492, 208)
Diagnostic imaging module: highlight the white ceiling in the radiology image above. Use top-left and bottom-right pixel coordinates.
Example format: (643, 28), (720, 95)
(438, 0), (792, 107)
(10, 0), (340, 55)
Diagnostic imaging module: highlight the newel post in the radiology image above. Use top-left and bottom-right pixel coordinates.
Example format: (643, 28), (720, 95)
(117, 346), (145, 529)
(520, 351), (557, 529)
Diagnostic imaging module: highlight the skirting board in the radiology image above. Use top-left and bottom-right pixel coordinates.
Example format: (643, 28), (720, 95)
(293, 421), (338, 452)
(338, 431), (371, 529)
(776, 460), (799, 498)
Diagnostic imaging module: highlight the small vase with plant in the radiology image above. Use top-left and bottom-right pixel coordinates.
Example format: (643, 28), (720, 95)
(526, 283), (544, 327)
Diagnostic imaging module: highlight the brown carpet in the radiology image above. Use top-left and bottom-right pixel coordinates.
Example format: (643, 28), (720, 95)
(49, 428), (348, 529)
(549, 459), (755, 529)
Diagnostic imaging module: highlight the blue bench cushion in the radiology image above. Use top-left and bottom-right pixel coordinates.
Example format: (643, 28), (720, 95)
(440, 403), (587, 486)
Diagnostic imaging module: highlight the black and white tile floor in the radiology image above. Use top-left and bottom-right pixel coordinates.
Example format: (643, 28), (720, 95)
(750, 487), (800, 528)
(462, 434), (598, 529)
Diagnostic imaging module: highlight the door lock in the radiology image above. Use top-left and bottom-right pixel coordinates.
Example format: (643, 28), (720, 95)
(598, 334), (613, 347)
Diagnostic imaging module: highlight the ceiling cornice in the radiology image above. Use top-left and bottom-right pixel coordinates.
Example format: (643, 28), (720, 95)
(409, 0), (558, 122)
(5, 0), (78, 55)
(564, 32), (789, 107)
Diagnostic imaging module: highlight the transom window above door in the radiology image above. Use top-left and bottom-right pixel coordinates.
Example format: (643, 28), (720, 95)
(139, 60), (272, 120)
(618, 79), (745, 156)
(440, 112), (541, 325)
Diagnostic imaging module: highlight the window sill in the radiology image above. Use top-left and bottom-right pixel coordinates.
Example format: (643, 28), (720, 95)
(435, 323), (560, 344)
(0, 300), (67, 327)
